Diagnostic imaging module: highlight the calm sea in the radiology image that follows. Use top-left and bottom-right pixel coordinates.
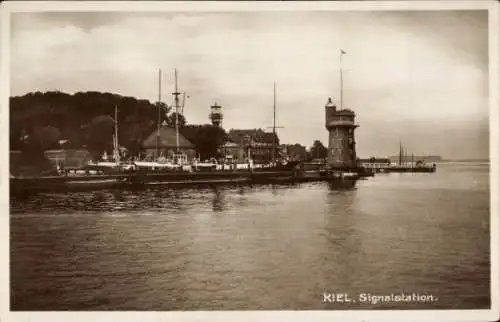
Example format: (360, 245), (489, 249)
(10, 162), (491, 310)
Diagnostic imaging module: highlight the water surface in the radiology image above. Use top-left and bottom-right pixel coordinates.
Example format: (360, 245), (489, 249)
(10, 163), (491, 310)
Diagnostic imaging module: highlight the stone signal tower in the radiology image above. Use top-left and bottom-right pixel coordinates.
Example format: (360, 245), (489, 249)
(324, 97), (359, 169)
(209, 102), (223, 127)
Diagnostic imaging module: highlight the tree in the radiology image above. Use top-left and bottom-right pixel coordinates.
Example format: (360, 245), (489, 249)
(154, 101), (172, 116)
(181, 124), (227, 160)
(33, 125), (61, 150)
(9, 91), (200, 161)
(120, 117), (155, 157)
(309, 140), (328, 159)
(284, 143), (308, 161)
(10, 126), (23, 150)
(167, 112), (186, 128)
(15, 129), (46, 162)
(84, 115), (115, 159)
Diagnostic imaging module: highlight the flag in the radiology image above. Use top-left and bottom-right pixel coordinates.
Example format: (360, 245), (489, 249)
(340, 49), (347, 55)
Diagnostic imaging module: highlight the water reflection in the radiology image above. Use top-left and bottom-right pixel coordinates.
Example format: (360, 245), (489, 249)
(90, 191), (106, 204)
(322, 182), (361, 299)
(111, 190), (125, 203)
(327, 179), (358, 191)
(211, 187), (225, 212)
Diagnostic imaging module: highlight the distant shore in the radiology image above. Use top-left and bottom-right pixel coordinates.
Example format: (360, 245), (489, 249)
(439, 159), (490, 163)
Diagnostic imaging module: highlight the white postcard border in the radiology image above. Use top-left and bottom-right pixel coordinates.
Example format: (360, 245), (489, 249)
(0, 1), (498, 322)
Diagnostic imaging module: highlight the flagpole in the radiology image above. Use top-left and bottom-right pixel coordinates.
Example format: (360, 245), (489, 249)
(175, 68), (179, 152)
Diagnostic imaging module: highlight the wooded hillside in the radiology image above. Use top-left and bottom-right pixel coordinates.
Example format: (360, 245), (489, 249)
(9, 91), (283, 160)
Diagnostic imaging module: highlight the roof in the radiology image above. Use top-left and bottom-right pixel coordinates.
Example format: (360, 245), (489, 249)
(143, 125), (195, 149)
(335, 109), (355, 116)
(227, 129), (277, 144)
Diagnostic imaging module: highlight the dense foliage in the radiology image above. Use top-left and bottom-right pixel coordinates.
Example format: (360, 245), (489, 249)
(10, 91), (322, 166)
(282, 143), (309, 161)
(309, 140), (328, 159)
(10, 91), (226, 160)
(180, 124), (227, 160)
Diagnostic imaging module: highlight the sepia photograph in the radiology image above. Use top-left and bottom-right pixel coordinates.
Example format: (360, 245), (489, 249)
(1, 1), (499, 322)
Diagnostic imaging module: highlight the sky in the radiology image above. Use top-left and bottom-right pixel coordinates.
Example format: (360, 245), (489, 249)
(9, 9), (489, 159)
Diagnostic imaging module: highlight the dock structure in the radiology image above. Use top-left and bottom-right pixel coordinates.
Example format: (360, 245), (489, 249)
(10, 162), (362, 196)
(389, 141), (437, 173)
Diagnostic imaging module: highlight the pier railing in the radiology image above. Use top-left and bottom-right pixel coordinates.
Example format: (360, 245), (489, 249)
(361, 163), (435, 169)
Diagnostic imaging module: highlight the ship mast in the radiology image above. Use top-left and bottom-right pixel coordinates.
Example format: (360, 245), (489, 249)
(156, 68), (162, 160)
(272, 82), (276, 163)
(114, 104), (120, 163)
(267, 82), (284, 164)
(172, 68), (181, 153)
(399, 139), (403, 166)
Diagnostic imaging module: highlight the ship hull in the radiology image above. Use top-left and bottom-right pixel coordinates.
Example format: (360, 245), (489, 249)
(10, 168), (359, 196)
(10, 177), (127, 195)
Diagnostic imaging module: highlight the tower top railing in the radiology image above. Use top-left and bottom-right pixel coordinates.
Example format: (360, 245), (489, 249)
(326, 119), (359, 128)
(211, 102), (222, 110)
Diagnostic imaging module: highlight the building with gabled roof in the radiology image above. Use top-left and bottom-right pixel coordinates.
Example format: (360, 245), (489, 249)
(142, 122), (196, 160)
(221, 128), (279, 163)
